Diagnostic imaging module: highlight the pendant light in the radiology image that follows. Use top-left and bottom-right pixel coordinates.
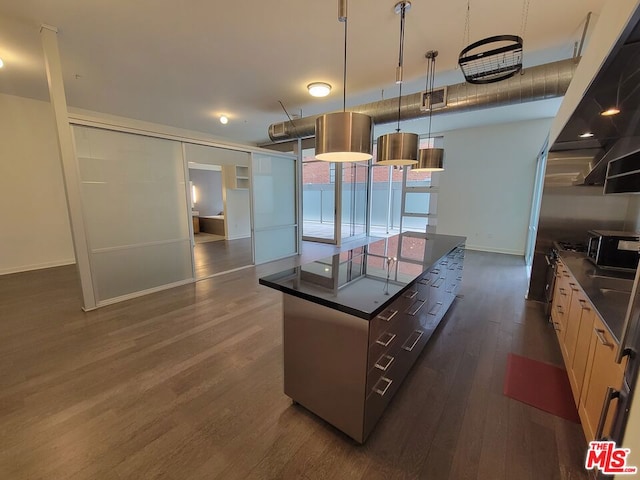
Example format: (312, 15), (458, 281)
(414, 50), (444, 172)
(376, 1), (418, 166)
(315, 0), (373, 162)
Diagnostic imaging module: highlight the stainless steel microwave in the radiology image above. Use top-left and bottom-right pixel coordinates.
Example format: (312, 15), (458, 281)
(587, 230), (640, 270)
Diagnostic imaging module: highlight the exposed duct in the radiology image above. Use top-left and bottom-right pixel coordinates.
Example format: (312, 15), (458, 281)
(267, 58), (578, 142)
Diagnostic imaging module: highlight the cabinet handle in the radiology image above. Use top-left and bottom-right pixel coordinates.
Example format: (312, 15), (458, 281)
(373, 377), (393, 396)
(376, 332), (396, 347)
(402, 330), (425, 352)
(406, 300), (426, 316)
(578, 299), (590, 310)
(557, 305), (564, 315)
(404, 290), (418, 299)
(428, 302), (443, 316)
(569, 282), (579, 292)
(374, 354), (395, 372)
(595, 387), (620, 440)
(377, 309), (398, 322)
(594, 328), (613, 348)
(432, 277), (445, 288)
(553, 321), (561, 332)
(559, 288), (567, 296)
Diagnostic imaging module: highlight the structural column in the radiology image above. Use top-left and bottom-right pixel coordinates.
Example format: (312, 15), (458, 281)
(40, 25), (96, 310)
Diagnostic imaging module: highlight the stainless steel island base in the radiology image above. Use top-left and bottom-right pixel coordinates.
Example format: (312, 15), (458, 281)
(273, 235), (465, 443)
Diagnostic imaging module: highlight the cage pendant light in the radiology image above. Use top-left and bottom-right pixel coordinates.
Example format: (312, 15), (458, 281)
(414, 50), (444, 172)
(376, 1), (418, 166)
(315, 0), (373, 162)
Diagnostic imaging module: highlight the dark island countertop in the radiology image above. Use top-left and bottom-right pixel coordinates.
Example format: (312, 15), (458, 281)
(259, 232), (466, 320)
(558, 251), (635, 343)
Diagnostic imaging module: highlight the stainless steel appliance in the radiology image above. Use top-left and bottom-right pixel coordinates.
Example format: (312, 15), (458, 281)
(587, 230), (640, 271)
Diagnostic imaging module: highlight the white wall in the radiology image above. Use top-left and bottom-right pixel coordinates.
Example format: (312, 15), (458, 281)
(0, 93), (75, 274)
(436, 117), (553, 256)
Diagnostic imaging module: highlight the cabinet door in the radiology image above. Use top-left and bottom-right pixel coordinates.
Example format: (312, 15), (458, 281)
(579, 315), (625, 442)
(568, 306), (594, 406)
(563, 291), (587, 369)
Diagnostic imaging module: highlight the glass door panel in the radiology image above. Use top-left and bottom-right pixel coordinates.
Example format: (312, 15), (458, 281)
(302, 148), (338, 243)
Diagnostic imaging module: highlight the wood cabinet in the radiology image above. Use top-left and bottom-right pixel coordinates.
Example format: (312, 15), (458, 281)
(551, 259), (626, 442)
(223, 165), (249, 190)
(579, 314), (626, 442)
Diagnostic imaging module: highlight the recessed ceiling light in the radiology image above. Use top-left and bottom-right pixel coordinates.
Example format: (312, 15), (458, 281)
(307, 82), (332, 97)
(579, 132), (594, 138)
(219, 115), (228, 125)
(601, 107), (621, 116)
(0, 58), (4, 68)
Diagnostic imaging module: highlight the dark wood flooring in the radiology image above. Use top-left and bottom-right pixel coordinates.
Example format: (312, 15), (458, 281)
(0, 247), (589, 479)
(194, 237), (253, 278)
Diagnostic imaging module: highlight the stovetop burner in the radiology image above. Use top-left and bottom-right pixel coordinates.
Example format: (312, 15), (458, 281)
(554, 241), (587, 253)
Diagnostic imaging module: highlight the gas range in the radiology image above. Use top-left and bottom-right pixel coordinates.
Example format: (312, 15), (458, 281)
(553, 241), (587, 254)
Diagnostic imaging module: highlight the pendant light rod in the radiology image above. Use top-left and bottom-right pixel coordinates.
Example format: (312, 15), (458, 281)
(339, 0), (348, 112)
(394, 1), (411, 132)
(425, 50), (438, 141)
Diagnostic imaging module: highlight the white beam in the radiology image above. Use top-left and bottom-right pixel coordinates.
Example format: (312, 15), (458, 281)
(40, 25), (96, 310)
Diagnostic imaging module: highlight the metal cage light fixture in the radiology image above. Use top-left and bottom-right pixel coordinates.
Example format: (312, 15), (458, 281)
(413, 50), (444, 172)
(375, 1), (419, 166)
(315, 0), (373, 162)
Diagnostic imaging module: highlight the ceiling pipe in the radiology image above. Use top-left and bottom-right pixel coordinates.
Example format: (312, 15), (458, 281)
(267, 57), (579, 142)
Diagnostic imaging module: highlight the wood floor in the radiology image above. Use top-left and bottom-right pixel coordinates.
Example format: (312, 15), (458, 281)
(0, 248), (589, 479)
(194, 236), (253, 278)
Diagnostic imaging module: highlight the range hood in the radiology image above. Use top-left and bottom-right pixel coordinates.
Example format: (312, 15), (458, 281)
(575, 136), (640, 186)
(545, 149), (604, 187)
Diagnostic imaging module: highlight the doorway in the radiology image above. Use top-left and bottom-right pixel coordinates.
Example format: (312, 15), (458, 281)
(188, 162), (253, 278)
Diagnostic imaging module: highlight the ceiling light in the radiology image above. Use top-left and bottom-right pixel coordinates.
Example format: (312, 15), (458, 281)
(376, 1), (419, 166)
(308, 82), (332, 97)
(314, 0), (373, 162)
(600, 107), (620, 116)
(414, 50), (444, 172)
(0, 58), (3, 68)
(579, 132), (594, 138)
(219, 115), (229, 124)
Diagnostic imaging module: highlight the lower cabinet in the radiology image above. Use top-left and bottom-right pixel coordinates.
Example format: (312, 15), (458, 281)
(578, 314), (625, 442)
(282, 247), (464, 443)
(552, 260), (626, 442)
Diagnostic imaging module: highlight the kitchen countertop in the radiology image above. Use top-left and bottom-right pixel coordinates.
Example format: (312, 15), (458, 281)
(558, 250), (635, 343)
(259, 232), (466, 320)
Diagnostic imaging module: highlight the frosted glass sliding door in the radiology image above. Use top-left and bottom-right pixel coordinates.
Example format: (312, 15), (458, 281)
(73, 126), (193, 305)
(252, 152), (298, 264)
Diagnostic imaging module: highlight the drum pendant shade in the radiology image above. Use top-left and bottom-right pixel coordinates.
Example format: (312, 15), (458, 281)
(414, 147), (444, 171)
(315, 112), (373, 162)
(376, 132), (419, 166)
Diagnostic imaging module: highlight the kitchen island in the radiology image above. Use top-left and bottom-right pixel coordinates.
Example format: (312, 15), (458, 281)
(259, 232), (466, 443)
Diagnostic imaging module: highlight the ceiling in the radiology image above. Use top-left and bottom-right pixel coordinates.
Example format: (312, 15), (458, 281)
(0, 0), (609, 144)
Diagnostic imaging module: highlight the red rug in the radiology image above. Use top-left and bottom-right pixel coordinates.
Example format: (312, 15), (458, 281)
(503, 353), (580, 423)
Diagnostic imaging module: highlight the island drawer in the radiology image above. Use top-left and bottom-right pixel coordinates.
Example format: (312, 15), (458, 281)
(368, 304), (423, 367)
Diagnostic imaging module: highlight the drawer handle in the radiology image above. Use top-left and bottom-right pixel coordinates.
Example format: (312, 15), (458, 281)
(456, 276), (463, 281)
(559, 288), (567, 296)
(569, 282), (579, 292)
(418, 278), (430, 286)
(376, 332), (396, 347)
(428, 302), (443, 316)
(377, 309), (398, 322)
(432, 277), (445, 288)
(594, 328), (613, 348)
(595, 387), (620, 440)
(404, 290), (418, 299)
(557, 305), (564, 315)
(553, 321), (561, 332)
(402, 330), (425, 352)
(406, 300), (426, 316)
(373, 377), (393, 396)
(374, 354), (395, 371)
(578, 299), (590, 310)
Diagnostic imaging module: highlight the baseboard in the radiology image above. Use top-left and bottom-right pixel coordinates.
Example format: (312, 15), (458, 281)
(0, 258), (76, 276)
(464, 244), (524, 257)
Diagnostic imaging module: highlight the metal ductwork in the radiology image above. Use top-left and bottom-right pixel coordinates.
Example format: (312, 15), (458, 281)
(267, 58), (578, 142)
